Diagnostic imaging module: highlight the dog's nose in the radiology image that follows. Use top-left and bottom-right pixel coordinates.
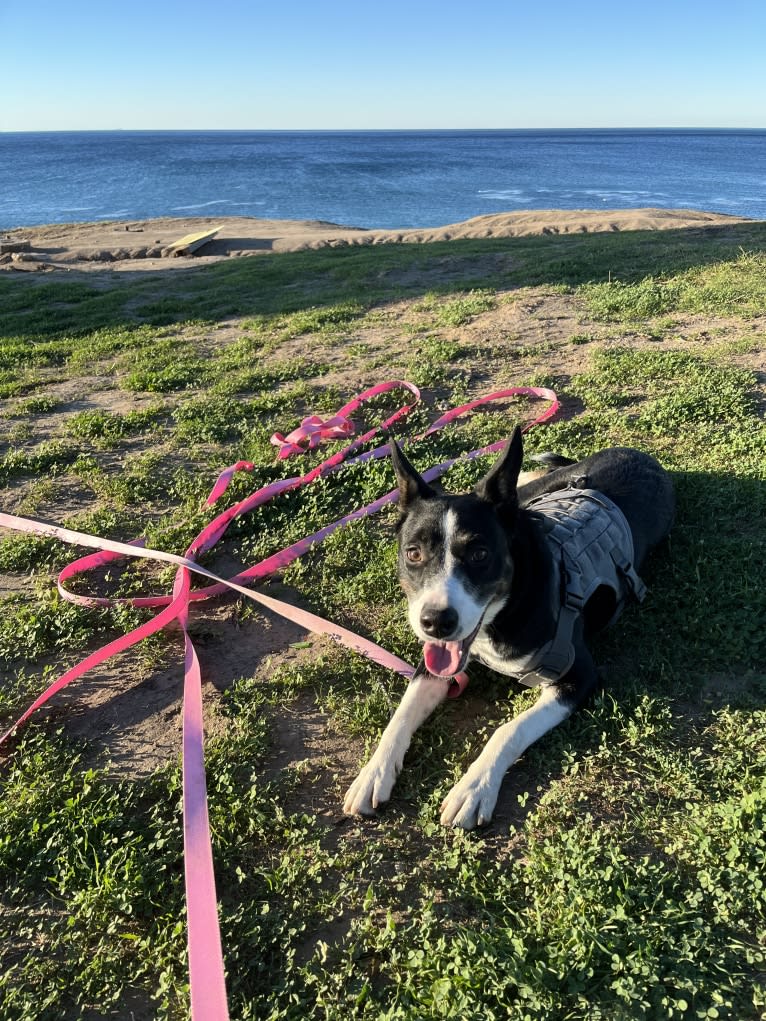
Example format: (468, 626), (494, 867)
(420, 606), (459, 639)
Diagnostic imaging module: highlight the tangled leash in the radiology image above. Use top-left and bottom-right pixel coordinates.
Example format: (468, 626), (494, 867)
(0, 381), (559, 1020)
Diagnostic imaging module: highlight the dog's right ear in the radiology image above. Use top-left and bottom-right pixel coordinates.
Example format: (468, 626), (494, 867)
(389, 439), (436, 513)
(474, 427), (523, 524)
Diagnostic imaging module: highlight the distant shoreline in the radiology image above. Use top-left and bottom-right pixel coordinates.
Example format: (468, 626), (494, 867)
(1, 208), (758, 274)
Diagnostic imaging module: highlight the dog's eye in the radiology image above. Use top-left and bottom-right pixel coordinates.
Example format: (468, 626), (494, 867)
(469, 547), (489, 563)
(405, 547), (423, 563)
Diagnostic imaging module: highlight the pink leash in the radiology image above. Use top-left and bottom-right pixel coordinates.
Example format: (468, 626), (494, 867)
(0, 382), (559, 1020)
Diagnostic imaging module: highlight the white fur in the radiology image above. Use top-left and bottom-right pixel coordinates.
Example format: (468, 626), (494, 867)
(343, 674), (448, 815)
(440, 684), (571, 828)
(407, 508), (485, 641)
(471, 632), (541, 683)
(475, 593), (508, 631)
(344, 679), (571, 829)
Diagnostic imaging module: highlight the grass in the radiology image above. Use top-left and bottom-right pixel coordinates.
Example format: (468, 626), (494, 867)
(65, 407), (167, 445)
(581, 250), (766, 320)
(0, 439), (82, 484)
(0, 222), (765, 1020)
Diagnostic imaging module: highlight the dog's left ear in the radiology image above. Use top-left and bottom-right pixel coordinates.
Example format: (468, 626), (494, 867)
(475, 427), (523, 521)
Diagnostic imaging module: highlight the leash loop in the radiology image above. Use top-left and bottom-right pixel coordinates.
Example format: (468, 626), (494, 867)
(271, 413), (355, 458)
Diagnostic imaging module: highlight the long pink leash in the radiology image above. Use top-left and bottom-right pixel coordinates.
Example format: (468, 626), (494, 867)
(0, 382), (559, 1020)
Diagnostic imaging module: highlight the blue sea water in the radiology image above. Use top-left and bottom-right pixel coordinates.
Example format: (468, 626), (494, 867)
(1, 129), (765, 232)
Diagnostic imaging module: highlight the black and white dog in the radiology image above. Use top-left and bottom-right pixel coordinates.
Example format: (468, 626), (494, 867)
(344, 428), (675, 829)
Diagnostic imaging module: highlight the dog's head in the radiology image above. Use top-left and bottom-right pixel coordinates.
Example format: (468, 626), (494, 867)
(391, 428), (523, 677)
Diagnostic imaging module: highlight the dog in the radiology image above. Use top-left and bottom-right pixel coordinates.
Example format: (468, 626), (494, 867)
(343, 427), (675, 829)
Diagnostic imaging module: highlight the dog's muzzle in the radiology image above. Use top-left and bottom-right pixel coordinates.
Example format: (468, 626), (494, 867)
(422, 614), (484, 677)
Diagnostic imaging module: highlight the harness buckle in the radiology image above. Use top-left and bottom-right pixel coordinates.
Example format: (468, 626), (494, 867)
(564, 584), (586, 611)
(519, 666), (562, 686)
(611, 550), (648, 602)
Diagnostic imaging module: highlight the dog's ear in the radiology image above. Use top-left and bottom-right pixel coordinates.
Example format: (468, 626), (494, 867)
(475, 427), (523, 522)
(390, 439), (435, 512)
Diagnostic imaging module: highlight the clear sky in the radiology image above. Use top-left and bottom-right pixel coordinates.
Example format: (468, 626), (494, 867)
(2, 0), (765, 131)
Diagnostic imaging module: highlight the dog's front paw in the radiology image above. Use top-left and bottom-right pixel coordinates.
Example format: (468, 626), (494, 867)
(343, 757), (398, 817)
(440, 770), (500, 830)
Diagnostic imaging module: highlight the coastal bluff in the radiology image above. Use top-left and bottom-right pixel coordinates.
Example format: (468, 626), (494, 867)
(1, 208), (754, 273)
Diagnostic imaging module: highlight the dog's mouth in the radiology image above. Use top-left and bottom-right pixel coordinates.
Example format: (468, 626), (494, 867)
(423, 617), (483, 678)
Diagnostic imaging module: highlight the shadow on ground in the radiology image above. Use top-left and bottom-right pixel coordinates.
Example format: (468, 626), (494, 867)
(2, 221), (766, 341)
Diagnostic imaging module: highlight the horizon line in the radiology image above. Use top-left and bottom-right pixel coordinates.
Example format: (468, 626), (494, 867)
(3, 125), (766, 134)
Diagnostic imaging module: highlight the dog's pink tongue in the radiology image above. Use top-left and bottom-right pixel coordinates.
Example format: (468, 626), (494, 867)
(424, 640), (463, 677)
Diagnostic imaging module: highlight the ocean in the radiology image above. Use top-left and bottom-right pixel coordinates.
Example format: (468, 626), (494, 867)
(1, 129), (765, 232)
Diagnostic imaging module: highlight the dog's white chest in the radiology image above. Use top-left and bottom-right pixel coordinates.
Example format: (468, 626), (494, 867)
(471, 635), (543, 687)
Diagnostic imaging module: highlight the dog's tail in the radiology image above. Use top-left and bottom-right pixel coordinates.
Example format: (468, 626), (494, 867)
(529, 451), (577, 469)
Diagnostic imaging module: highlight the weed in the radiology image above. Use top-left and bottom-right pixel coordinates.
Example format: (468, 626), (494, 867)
(172, 396), (253, 444)
(0, 440), (81, 483)
(0, 592), (149, 662)
(416, 289), (497, 327)
(66, 406), (166, 445)
(0, 534), (68, 573)
(123, 342), (207, 393)
(6, 395), (63, 416)
(278, 301), (366, 338)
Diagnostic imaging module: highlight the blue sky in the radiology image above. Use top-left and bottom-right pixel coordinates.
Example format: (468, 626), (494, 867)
(2, 0), (765, 130)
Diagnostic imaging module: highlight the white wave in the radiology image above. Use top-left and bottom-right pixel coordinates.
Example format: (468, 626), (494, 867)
(171, 199), (235, 210)
(579, 189), (668, 203)
(477, 189), (529, 201)
(581, 188), (656, 196)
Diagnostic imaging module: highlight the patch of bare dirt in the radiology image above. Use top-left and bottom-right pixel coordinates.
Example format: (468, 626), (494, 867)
(52, 591), (325, 777)
(260, 691), (365, 818)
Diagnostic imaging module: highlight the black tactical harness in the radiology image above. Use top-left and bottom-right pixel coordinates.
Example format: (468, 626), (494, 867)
(514, 487), (647, 687)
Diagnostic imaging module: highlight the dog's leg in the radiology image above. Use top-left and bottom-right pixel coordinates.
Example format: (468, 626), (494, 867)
(343, 671), (448, 816)
(439, 684), (571, 829)
(440, 647), (598, 830)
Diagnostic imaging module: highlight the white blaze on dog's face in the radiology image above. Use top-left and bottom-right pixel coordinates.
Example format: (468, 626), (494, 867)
(390, 432), (523, 678)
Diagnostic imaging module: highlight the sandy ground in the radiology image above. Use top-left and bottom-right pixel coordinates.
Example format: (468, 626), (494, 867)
(0, 207), (754, 273)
